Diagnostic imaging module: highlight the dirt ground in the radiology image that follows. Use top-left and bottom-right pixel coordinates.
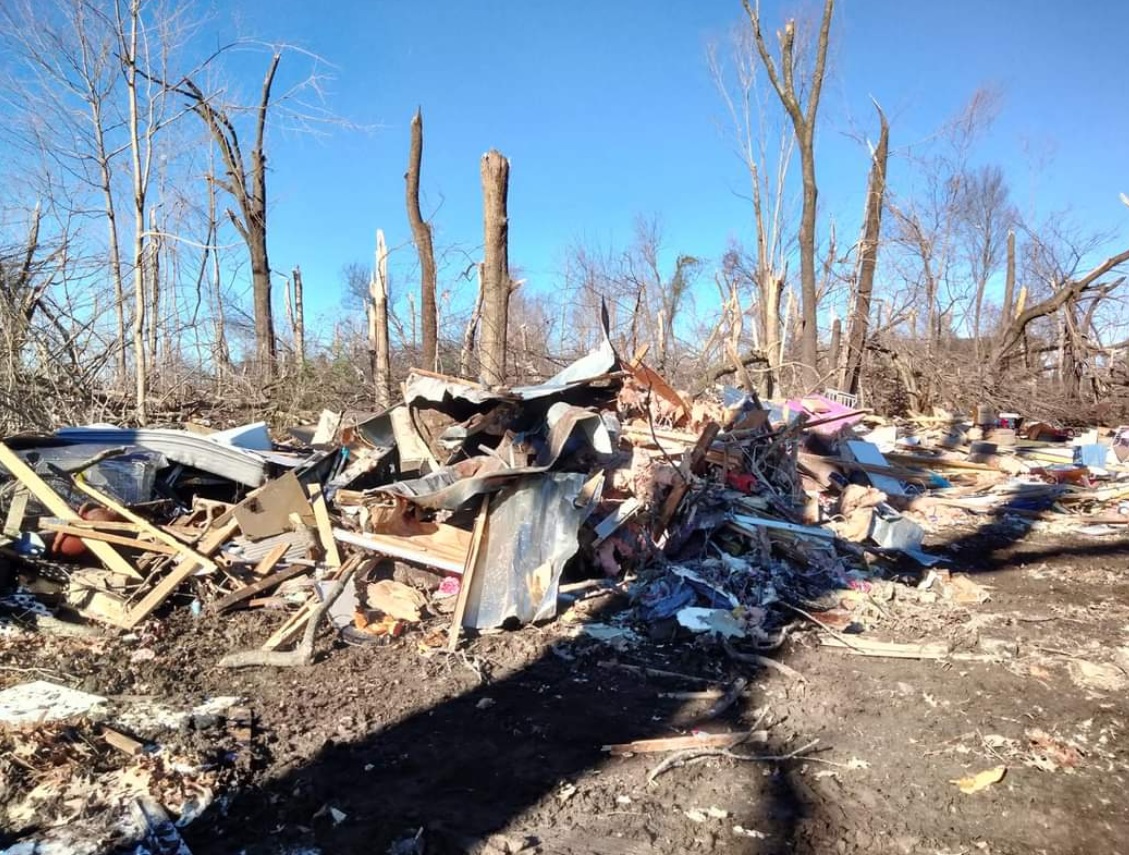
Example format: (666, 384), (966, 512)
(2, 524), (1128, 855)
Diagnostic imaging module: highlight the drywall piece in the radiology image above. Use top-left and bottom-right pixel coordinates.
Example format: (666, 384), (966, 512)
(843, 440), (907, 498)
(0, 680), (107, 724)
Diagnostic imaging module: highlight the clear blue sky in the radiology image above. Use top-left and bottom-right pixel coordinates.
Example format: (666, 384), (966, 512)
(231, 0), (1129, 328)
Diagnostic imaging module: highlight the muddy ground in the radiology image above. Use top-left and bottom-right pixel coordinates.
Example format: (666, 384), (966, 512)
(2, 523), (1128, 855)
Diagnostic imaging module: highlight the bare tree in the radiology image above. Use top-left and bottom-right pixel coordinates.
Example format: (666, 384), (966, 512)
(406, 108), (439, 371)
(0, 0), (131, 383)
(742, 0), (834, 388)
(118, 0), (163, 423)
(170, 53), (281, 379)
(708, 21), (798, 395)
(886, 90), (1002, 352)
(479, 149), (511, 386)
(955, 164), (1013, 352)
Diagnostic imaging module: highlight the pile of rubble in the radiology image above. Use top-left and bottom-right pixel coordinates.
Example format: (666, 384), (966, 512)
(3, 325), (1129, 850)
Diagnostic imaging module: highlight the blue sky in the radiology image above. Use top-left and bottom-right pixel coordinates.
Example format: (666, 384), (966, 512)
(230, 0), (1129, 328)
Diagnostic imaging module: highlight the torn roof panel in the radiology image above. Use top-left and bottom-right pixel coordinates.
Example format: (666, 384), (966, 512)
(54, 427), (268, 487)
(405, 314), (618, 408)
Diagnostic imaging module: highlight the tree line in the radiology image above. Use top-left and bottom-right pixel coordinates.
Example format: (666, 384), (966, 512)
(2, 0), (1127, 434)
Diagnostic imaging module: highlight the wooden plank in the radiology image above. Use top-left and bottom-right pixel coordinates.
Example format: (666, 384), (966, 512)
(602, 731), (761, 756)
(40, 518), (142, 533)
(72, 477), (219, 572)
(211, 559), (308, 614)
(250, 541), (290, 577)
(885, 452), (995, 472)
(334, 526), (469, 574)
(819, 636), (997, 662)
(119, 518), (238, 629)
(447, 494), (491, 652)
(0, 442), (143, 582)
(593, 497), (642, 546)
(258, 555), (362, 651)
(308, 483), (342, 567)
(103, 726), (145, 757)
(197, 518), (239, 554)
(261, 597), (317, 651)
(120, 560), (202, 629)
(39, 523), (180, 556)
(626, 356), (689, 421)
(654, 422), (720, 537)
(3, 489), (28, 537)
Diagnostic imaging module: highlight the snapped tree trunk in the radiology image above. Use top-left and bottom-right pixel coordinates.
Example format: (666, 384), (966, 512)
(369, 229), (392, 405)
(762, 275), (783, 398)
(842, 104), (889, 396)
(828, 316), (841, 381)
(1000, 228), (1016, 329)
(291, 266), (305, 365)
(459, 264), (484, 378)
(992, 246), (1129, 370)
(406, 108), (438, 371)
(479, 149), (511, 387)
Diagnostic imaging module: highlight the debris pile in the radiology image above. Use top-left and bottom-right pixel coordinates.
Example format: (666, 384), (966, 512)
(4, 328), (1129, 849)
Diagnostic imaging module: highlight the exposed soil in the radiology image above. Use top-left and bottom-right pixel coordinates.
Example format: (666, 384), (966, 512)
(2, 525), (1128, 854)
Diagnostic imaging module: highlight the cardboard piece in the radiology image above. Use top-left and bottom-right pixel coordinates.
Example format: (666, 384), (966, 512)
(232, 472), (315, 541)
(367, 580), (427, 622)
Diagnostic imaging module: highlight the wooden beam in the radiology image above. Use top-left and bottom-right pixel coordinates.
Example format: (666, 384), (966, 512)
(211, 559), (307, 614)
(259, 555), (361, 651)
(103, 726), (146, 757)
(72, 476), (219, 572)
(602, 731), (763, 756)
(38, 523), (180, 556)
(447, 494), (490, 652)
(3, 489), (28, 538)
(261, 597), (316, 651)
(334, 525), (469, 575)
(308, 483), (341, 567)
(625, 358), (689, 422)
(120, 561), (201, 629)
(0, 442), (143, 581)
(119, 518), (238, 629)
(885, 452), (995, 472)
(250, 541), (290, 577)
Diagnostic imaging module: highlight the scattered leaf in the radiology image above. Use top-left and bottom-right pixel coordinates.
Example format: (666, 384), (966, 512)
(1028, 663), (1054, 681)
(1068, 659), (1128, 692)
(950, 765), (1006, 794)
(982, 734), (1014, 749)
(1027, 729), (1081, 770)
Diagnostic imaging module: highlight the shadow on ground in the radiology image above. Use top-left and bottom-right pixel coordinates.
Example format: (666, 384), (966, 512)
(178, 593), (814, 855)
(176, 501), (1129, 854)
